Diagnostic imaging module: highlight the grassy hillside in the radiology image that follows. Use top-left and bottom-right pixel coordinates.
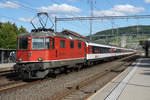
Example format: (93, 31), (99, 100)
(95, 25), (150, 36)
(89, 25), (150, 49)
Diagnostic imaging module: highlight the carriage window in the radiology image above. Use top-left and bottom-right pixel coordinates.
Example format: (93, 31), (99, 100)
(78, 42), (81, 48)
(70, 41), (74, 48)
(18, 37), (28, 50)
(60, 40), (65, 48)
(92, 46), (95, 53)
(32, 37), (44, 49)
(88, 46), (92, 53)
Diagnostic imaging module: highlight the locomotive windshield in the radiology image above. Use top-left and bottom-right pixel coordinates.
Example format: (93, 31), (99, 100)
(32, 37), (51, 49)
(32, 37), (45, 49)
(18, 37), (28, 50)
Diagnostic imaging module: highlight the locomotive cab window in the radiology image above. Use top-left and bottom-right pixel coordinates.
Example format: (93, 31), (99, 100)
(32, 37), (54, 49)
(45, 37), (55, 49)
(32, 37), (45, 49)
(60, 40), (65, 48)
(70, 41), (74, 48)
(18, 37), (28, 50)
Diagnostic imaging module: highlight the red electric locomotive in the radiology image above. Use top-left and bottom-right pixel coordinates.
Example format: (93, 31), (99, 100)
(14, 30), (88, 79)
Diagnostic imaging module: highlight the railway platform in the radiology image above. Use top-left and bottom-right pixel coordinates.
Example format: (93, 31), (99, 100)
(0, 63), (15, 71)
(87, 57), (150, 100)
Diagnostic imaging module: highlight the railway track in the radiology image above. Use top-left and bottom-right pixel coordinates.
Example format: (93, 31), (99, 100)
(0, 70), (13, 77)
(0, 77), (46, 94)
(0, 81), (26, 92)
(0, 70), (21, 88)
(0, 54), (139, 100)
(47, 55), (137, 100)
(62, 64), (129, 100)
(0, 72), (68, 94)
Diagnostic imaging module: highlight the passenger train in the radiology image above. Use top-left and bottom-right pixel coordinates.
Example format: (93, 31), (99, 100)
(14, 30), (135, 79)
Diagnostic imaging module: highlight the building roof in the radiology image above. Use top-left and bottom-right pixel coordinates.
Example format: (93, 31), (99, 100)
(0, 48), (16, 51)
(61, 30), (87, 39)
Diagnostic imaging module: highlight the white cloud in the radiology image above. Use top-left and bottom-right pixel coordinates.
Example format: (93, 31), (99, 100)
(0, 1), (20, 8)
(37, 4), (82, 15)
(145, 0), (150, 3)
(93, 10), (125, 16)
(19, 18), (32, 23)
(112, 5), (145, 14)
(19, 17), (43, 24)
(93, 4), (145, 16)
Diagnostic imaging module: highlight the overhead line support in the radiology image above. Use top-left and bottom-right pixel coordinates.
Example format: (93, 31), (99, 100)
(56, 15), (150, 21)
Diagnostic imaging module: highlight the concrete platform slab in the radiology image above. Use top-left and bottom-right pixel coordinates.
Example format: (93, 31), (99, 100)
(0, 63), (15, 71)
(87, 58), (150, 100)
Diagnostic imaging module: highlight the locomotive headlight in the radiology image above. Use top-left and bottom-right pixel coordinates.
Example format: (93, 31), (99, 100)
(18, 58), (22, 62)
(38, 57), (43, 62)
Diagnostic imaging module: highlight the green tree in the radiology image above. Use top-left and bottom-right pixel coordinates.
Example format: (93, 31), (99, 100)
(19, 25), (27, 33)
(0, 22), (28, 49)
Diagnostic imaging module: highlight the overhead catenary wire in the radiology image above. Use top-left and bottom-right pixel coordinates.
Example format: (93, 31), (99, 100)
(0, 14), (23, 23)
(1, 0), (57, 30)
(0, 0), (35, 20)
(5, 0), (38, 13)
(0, 0), (37, 23)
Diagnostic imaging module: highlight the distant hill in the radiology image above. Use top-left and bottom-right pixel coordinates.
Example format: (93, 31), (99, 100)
(95, 25), (150, 36)
(88, 25), (150, 49)
(88, 25), (150, 41)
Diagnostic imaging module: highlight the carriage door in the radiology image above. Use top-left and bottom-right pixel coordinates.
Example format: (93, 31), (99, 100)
(49, 38), (56, 60)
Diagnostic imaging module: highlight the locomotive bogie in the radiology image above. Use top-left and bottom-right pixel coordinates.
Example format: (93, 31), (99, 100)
(14, 58), (86, 79)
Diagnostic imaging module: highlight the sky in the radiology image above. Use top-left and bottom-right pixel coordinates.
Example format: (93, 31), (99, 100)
(0, 0), (150, 36)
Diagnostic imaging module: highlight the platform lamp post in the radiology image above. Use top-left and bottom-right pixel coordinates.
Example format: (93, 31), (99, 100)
(139, 40), (150, 57)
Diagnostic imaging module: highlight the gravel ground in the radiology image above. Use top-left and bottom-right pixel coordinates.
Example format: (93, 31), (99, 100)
(0, 72), (20, 87)
(0, 77), (11, 86)
(61, 65), (128, 100)
(0, 56), (137, 100)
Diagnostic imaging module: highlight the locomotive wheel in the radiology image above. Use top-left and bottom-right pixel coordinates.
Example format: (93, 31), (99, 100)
(64, 69), (68, 74)
(49, 73), (56, 78)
